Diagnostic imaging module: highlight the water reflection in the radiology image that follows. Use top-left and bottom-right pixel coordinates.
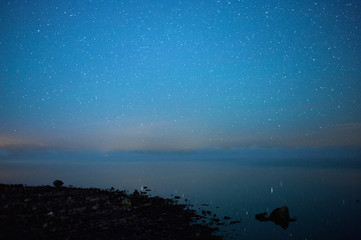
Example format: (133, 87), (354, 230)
(1, 158), (361, 239)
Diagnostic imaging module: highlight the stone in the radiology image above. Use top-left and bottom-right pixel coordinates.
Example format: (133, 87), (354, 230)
(255, 206), (297, 229)
(53, 180), (64, 188)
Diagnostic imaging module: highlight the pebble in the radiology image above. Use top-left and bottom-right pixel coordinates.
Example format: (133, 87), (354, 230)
(0, 183), (223, 240)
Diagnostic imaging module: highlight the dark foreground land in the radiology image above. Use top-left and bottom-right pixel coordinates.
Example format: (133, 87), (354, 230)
(0, 183), (222, 240)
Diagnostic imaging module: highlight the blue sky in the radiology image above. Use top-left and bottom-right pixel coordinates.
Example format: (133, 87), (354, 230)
(1, 0), (361, 152)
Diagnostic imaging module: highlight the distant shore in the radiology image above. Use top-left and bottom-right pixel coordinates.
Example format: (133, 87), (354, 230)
(0, 183), (223, 240)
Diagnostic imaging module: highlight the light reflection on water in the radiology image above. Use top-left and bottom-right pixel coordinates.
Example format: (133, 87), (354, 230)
(1, 159), (361, 239)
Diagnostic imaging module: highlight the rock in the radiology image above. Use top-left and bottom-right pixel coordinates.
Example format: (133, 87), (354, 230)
(53, 180), (64, 188)
(120, 197), (131, 207)
(0, 183), (223, 240)
(255, 212), (268, 221)
(133, 190), (139, 196)
(255, 206), (297, 229)
(77, 207), (86, 212)
(229, 220), (242, 225)
(141, 203), (152, 208)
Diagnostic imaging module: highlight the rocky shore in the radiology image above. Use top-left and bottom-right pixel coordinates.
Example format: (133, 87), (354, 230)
(0, 183), (224, 240)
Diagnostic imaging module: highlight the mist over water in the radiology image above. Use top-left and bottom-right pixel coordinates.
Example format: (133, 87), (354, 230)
(1, 149), (361, 239)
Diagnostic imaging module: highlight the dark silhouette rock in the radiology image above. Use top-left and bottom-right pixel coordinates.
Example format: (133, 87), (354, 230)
(229, 220), (242, 225)
(255, 206), (297, 229)
(0, 183), (223, 240)
(53, 180), (64, 188)
(133, 189), (140, 195)
(255, 212), (269, 221)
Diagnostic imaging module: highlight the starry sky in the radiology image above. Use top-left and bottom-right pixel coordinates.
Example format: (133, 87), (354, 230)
(1, 0), (361, 152)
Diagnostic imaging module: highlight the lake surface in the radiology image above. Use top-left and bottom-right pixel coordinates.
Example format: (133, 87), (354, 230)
(1, 155), (361, 240)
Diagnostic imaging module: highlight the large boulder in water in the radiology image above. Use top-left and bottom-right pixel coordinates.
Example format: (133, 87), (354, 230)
(255, 206), (297, 229)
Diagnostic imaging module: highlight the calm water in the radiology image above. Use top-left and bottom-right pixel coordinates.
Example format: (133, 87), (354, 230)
(1, 157), (361, 240)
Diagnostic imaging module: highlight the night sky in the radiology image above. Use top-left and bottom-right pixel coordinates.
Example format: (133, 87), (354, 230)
(1, 0), (361, 152)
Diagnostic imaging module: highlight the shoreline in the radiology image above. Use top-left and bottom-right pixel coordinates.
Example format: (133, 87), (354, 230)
(0, 183), (224, 240)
